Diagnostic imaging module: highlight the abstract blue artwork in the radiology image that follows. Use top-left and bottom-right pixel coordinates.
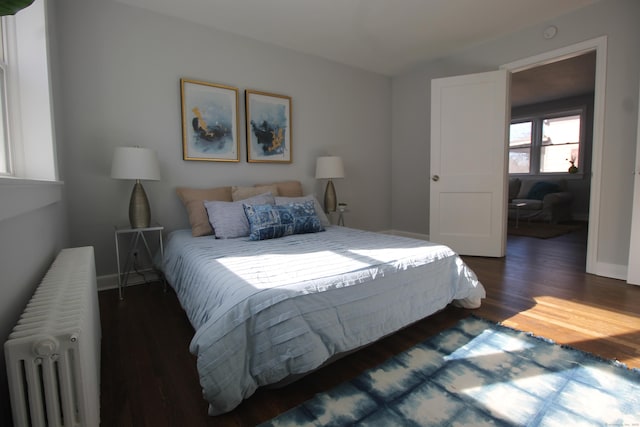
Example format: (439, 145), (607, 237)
(246, 90), (292, 163)
(181, 78), (240, 162)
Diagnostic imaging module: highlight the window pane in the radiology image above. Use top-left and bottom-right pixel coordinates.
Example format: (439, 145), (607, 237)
(542, 115), (580, 145)
(509, 148), (530, 174)
(0, 20), (5, 173)
(0, 67), (8, 175)
(0, 19), (4, 63)
(510, 121), (532, 148)
(541, 143), (579, 173)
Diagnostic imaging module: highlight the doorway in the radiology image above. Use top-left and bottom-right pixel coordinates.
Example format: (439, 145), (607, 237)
(502, 37), (607, 275)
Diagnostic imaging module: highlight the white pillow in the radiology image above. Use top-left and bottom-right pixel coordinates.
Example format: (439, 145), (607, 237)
(204, 192), (275, 239)
(275, 195), (330, 227)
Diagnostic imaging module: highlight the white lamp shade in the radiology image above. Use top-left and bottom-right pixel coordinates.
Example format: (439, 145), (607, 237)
(315, 156), (344, 179)
(111, 147), (160, 181)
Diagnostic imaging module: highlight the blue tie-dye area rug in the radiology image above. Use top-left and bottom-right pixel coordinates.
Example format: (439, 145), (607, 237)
(260, 316), (640, 427)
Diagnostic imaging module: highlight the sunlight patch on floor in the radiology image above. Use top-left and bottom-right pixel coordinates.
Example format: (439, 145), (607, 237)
(500, 295), (640, 367)
(526, 296), (640, 336)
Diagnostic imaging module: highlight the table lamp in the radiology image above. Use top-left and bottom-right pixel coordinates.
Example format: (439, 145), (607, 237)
(315, 156), (344, 213)
(111, 146), (160, 228)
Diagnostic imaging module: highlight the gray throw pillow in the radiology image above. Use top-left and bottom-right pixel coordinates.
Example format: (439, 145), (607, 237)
(204, 192), (275, 239)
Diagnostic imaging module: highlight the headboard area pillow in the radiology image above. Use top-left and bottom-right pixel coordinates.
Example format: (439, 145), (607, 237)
(177, 181), (304, 237)
(232, 184), (280, 201)
(275, 195), (330, 227)
(176, 186), (232, 237)
(244, 200), (324, 241)
(260, 180), (303, 197)
(204, 192), (275, 239)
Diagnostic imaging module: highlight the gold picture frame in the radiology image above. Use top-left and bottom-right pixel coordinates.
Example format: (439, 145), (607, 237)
(180, 78), (240, 162)
(245, 90), (292, 163)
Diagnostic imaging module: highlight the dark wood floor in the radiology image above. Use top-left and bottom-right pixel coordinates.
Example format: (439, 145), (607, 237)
(99, 226), (640, 426)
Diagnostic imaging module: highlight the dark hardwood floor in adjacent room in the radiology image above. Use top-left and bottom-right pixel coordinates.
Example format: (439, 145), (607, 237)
(99, 226), (640, 426)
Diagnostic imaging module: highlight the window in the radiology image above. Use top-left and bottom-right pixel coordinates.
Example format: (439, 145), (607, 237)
(509, 108), (585, 175)
(508, 121), (532, 174)
(0, 0), (62, 223)
(0, 19), (10, 175)
(0, 0), (57, 181)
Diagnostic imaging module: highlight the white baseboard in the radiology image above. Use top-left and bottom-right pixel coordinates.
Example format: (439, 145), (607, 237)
(592, 262), (627, 281)
(97, 274), (119, 291)
(379, 229), (431, 241)
(572, 213), (589, 222)
(97, 269), (162, 292)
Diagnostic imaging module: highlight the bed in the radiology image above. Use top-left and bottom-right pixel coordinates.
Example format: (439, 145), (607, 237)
(161, 223), (485, 415)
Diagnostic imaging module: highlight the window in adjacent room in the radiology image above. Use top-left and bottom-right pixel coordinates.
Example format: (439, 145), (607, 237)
(540, 114), (581, 173)
(508, 121), (532, 174)
(509, 108), (584, 175)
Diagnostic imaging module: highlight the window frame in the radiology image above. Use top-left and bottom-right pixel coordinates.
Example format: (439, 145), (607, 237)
(509, 105), (587, 177)
(0, 17), (12, 176)
(0, 0), (63, 223)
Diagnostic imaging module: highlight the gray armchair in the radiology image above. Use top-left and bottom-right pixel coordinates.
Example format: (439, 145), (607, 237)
(508, 177), (573, 223)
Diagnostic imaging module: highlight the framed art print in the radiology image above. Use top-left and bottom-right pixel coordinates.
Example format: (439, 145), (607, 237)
(181, 78), (240, 162)
(245, 90), (292, 163)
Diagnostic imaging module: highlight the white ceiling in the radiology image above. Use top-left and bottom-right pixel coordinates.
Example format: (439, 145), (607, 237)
(115, 0), (600, 76)
(511, 51), (596, 107)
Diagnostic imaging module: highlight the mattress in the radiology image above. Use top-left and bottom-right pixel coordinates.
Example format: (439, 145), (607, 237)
(161, 226), (485, 415)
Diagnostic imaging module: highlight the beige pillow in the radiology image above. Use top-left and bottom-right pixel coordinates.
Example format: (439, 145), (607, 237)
(176, 186), (232, 236)
(231, 184), (279, 201)
(261, 180), (303, 197)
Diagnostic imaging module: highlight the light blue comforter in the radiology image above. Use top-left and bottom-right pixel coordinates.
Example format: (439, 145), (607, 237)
(162, 226), (485, 415)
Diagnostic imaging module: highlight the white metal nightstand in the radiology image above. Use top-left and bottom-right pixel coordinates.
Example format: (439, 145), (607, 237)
(337, 204), (348, 226)
(114, 224), (164, 300)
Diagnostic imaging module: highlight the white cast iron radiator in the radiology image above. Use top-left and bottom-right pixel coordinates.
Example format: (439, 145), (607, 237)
(4, 247), (101, 427)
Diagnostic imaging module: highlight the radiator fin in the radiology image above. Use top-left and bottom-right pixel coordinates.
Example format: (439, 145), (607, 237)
(4, 247), (100, 427)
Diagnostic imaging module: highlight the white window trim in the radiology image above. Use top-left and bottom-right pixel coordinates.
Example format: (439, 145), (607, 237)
(0, 177), (63, 221)
(0, 0), (62, 222)
(0, 17), (13, 176)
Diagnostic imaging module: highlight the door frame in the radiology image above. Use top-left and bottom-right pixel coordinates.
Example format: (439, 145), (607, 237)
(501, 36), (607, 276)
(627, 75), (640, 285)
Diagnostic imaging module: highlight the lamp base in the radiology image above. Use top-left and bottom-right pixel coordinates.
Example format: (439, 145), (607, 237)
(324, 179), (337, 213)
(129, 180), (151, 228)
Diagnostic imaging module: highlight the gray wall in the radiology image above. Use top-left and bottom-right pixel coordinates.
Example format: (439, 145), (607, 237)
(0, 1), (69, 423)
(53, 0), (392, 278)
(391, 0), (640, 270)
(0, 203), (69, 423)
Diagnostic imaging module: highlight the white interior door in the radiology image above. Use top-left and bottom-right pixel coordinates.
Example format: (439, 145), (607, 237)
(627, 77), (640, 285)
(430, 69), (510, 257)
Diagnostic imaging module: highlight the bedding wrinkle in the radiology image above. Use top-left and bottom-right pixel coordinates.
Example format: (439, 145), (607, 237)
(161, 227), (485, 415)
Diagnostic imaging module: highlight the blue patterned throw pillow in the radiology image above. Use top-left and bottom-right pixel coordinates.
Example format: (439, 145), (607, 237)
(203, 192), (275, 239)
(243, 200), (324, 241)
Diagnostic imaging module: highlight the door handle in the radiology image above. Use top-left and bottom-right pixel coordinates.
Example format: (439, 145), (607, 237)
(432, 175), (440, 182)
